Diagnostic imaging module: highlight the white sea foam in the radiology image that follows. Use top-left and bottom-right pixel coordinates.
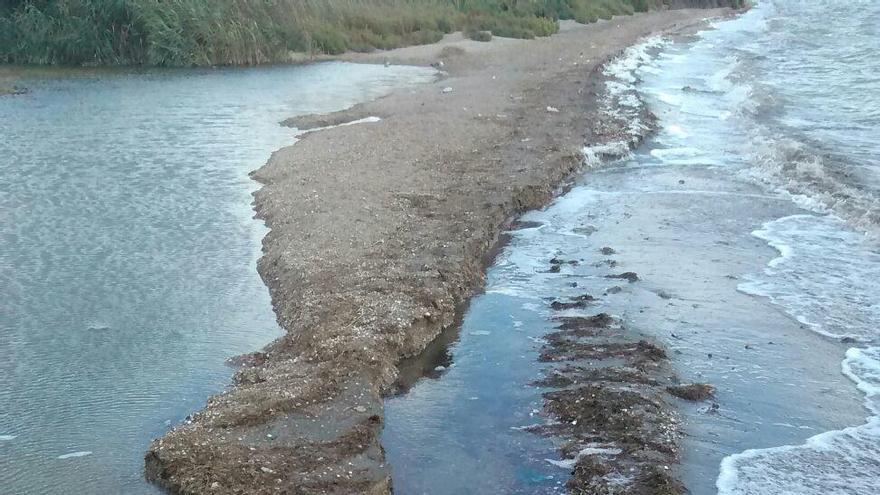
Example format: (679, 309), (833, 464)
(655, 92), (682, 106)
(738, 214), (880, 342)
(582, 141), (632, 168)
(739, 132), (880, 232)
(546, 444), (623, 470)
(722, 213), (880, 494)
(0, 435), (16, 441)
(664, 124), (688, 139)
(649, 147), (702, 160)
(603, 36), (667, 83)
(293, 116), (382, 136)
(717, 347), (880, 495)
(581, 36), (670, 169)
(57, 451), (93, 459)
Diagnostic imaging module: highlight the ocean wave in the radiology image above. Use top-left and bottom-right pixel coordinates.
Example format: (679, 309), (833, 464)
(717, 346), (880, 495)
(739, 132), (880, 231)
(714, 0), (880, 233)
(726, 212), (880, 493)
(738, 214), (880, 342)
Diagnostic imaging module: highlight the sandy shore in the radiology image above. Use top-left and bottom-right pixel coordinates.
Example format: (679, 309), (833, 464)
(146, 8), (731, 494)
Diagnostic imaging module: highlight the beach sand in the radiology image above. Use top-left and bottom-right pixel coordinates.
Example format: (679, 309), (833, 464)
(145, 8), (732, 494)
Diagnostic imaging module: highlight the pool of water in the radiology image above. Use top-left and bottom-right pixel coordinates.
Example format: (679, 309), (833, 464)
(0, 61), (435, 494)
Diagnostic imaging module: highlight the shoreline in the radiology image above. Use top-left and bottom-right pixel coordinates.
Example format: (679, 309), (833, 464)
(145, 8), (735, 494)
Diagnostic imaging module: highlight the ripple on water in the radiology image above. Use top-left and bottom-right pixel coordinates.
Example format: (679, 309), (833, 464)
(0, 62), (436, 494)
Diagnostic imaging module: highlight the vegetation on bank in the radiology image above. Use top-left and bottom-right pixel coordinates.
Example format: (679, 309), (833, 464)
(0, 0), (745, 66)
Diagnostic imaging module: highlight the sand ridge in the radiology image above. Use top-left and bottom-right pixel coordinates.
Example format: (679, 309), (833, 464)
(146, 9), (731, 494)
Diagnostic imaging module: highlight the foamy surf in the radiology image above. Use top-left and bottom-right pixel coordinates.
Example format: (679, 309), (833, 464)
(581, 36), (670, 168)
(613, 2), (880, 493)
(723, 174), (880, 495)
(738, 214), (880, 342)
(717, 347), (880, 495)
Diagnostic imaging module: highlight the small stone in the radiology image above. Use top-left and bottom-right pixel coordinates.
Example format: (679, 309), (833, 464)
(546, 106), (559, 113)
(353, 406), (367, 413)
(441, 87), (453, 94)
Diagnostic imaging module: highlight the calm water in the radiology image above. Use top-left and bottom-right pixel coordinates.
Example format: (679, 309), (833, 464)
(0, 62), (435, 494)
(385, 1), (879, 494)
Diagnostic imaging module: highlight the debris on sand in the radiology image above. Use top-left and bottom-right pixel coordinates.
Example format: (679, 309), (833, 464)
(606, 271), (640, 282)
(533, 306), (686, 494)
(656, 289), (674, 300)
(550, 294), (596, 311)
(667, 383), (715, 401)
(0, 86), (29, 96)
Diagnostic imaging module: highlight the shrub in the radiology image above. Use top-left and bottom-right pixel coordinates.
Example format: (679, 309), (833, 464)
(465, 29), (493, 42)
(308, 25), (348, 55)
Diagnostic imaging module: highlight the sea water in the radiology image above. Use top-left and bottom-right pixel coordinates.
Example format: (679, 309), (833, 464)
(384, 2), (879, 493)
(612, 1), (880, 492)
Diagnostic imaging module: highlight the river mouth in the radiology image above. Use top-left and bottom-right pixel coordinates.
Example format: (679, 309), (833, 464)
(0, 62), (435, 494)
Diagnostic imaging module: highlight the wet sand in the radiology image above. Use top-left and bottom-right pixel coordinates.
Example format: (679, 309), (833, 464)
(145, 9), (734, 494)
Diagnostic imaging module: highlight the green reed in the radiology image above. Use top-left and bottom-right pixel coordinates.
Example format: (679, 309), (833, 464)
(0, 0), (744, 66)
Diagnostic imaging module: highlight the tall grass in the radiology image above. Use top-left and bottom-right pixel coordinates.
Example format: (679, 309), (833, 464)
(0, 0), (744, 66)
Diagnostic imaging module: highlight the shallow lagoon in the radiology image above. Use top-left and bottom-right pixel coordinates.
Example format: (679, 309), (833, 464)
(0, 62), (435, 494)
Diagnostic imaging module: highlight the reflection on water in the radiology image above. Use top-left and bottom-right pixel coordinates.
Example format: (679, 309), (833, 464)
(0, 62), (435, 494)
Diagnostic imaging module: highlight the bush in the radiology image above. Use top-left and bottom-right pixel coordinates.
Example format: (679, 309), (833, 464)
(465, 29), (493, 42)
(308, 25), (348, 55)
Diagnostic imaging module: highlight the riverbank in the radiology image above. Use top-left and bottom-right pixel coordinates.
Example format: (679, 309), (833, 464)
(145, 9), (734, 494)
